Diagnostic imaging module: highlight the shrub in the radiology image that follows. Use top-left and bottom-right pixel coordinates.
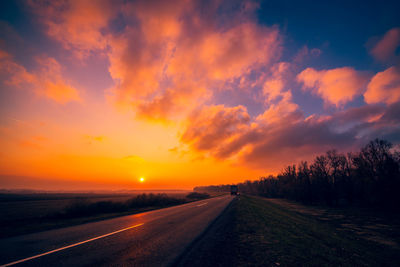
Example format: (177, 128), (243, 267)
(51, 193), (186, 219)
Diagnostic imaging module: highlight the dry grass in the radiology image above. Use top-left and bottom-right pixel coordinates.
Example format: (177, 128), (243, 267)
(232, 195), (400, 266)
(266, 198), (400, 249)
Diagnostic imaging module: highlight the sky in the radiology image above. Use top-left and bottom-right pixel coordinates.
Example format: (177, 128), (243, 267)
(0, 0), (400, 191)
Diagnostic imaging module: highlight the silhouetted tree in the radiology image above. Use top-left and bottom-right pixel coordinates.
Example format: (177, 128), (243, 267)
(195, 139), (400, 210)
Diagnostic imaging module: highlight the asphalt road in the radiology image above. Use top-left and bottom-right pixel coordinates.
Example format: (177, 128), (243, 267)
(0, 195), (233, 267)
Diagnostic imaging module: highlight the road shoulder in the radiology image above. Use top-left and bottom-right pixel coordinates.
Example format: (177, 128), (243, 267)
(173, 197), (238, 267)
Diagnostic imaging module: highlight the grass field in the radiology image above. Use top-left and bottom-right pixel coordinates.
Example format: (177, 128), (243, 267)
(0, 194), (133, 223)
(233, 195), (400, 266)
(0, 191), (195, 238)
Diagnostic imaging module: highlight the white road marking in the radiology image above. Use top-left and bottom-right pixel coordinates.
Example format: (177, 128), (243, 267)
(0, 223), (144, 267)
(196, 202), (208, 207)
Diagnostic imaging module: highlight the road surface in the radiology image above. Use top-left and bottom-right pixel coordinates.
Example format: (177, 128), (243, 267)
(0, 195), (233, 266)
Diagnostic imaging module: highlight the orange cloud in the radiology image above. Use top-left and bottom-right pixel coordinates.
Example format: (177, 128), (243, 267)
(0, 51), (81, 104)
(135, 84), (210, 121)
(29, 0), (118, 57)
(36, 57), (81, 103)
(43, 81), (80, 104)
(167, 23), (281, 82)
(178, 99), (305, 169)
(124, 0), (186, 42)
(179, 89), (400, 170)
(370, 27), (400, 63)
(31, 0), (281, 121)
(256, 91), (301, 125)
(181, 105), (250, 154)
(0, 50), (35, 86)
(108, 6), (280, 121)
(297, 67), (369, 106)
(180, 91), (303, 163)
(110, 13), (280, 120)
(364, 66), (400, 104)
(262, 62), (291, 102)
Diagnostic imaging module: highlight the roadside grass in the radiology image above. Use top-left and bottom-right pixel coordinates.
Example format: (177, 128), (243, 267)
(234, 195), (400, 266)
(266, 198), (400, 249)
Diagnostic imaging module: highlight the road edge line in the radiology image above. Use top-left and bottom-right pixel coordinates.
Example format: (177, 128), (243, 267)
(0, 223), (144, 267)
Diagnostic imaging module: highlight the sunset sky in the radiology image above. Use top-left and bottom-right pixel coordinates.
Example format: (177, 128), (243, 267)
(1, 0), (399, 190)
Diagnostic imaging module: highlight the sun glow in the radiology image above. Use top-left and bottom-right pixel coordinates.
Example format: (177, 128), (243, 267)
(1, 1), (398, 192)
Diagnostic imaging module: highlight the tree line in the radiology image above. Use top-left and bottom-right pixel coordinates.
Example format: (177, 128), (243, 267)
(194, 139), (400, 210)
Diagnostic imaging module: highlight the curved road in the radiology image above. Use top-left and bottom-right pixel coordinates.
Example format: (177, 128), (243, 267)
(0, 195), (233, 266)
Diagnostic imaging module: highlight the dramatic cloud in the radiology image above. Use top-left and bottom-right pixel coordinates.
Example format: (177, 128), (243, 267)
(0, 50), (80, 104)
(180, 102), (338, 168)
(181, 95), (400, 169)
(181, 105), (251, 154)
(31, 0), (281, 121)
(108, 18), (281, 120)
(29, 0), (118, 56)
(297, 67), (369, 107)
(364, 66), (400, 105)
(166, 23), (280, 82)
(370, 27), (400, 63)
(12, 0), (400, 172)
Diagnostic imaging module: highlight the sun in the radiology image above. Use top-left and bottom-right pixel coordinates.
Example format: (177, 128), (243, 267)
(139, 177), (145, 183)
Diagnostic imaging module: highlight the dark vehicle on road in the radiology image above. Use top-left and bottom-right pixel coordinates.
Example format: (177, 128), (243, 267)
(230, 185), (238, 195)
